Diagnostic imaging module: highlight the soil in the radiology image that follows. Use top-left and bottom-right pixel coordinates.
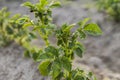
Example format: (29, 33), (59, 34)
(0, 0), (120, 80)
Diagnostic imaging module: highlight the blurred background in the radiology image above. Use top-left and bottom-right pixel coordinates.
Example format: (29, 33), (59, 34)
(0, 0), (120, 80)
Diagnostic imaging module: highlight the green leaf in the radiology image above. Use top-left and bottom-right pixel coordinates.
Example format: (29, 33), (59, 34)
(74, 43), (85, 58)
(71, 70), (78, 79)
(77, 30), (86, 40)
(23, 22), (32, 28)
(74, 75), (85, 80)
(75, 48), (83, 58)
(88, 72), (97, 80)
(6, 26), (13, 34)
(57, 39), (63, 46)
(55, 72), (63, 80)
(61, 57), (72, 71)
(71, 32), (78, 41)
(83, 23), (102, 36)
(32, 52), (41, 61)
(61, 23), (68, 30)
(68, 41), (75, 49)
(93, 76), (97, 80)
(51, 60), (61, 79)
(45, 46), (58, 57)
(24, 50), (31, 58)
(39, 52), (54, 60)
(50, 1), (61, 8)
(29, 32), (37, 39)
(78, 18), (90, 28)
(38, 60), (51, 76)
(39, 0), (48, 7)
(22, 2), (33, 7)
(30, 49), (43, 61)
(88, 72), (93, 77)
(64, 24), (76, 32)
(17, 17), (28, 25)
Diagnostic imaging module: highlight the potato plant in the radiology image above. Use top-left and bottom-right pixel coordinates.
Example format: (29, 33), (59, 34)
(22, 0), (102, 80)
(96, 0), (120, 21)
(0, 7), (36, 47)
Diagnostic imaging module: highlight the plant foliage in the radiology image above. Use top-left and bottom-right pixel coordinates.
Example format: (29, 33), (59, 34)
(96, 0), (120, 21)
(0, 0), (102, 79)
(21, 0), (102, 80)
(0, 7), (36, 47)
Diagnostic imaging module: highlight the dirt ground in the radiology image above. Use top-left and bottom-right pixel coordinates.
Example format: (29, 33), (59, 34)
(0, 0), (120, 80)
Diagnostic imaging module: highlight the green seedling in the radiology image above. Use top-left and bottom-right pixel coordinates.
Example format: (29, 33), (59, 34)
(22, 0), (102, 80)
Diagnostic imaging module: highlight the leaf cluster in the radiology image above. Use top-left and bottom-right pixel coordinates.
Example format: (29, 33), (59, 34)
(0, 7), (36, 47)
(0, 7), (11, 46)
